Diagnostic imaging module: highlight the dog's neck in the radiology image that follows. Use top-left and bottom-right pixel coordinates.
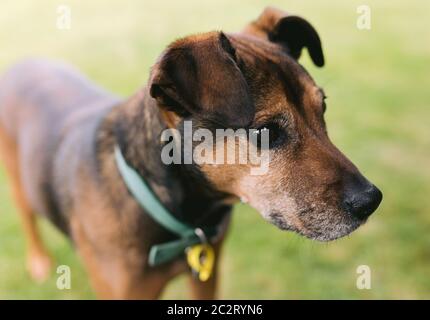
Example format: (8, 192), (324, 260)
(106, 87), (232, 228)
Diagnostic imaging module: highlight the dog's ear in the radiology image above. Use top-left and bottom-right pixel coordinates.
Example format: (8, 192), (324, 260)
(149, 32), (254, 128)
(243, 6), (324, 67)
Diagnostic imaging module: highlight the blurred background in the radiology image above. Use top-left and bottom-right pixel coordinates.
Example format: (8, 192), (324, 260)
(0, 0), (429, 299)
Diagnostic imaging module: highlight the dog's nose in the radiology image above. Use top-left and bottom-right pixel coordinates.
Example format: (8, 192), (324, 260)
(343, 183), (383, 219)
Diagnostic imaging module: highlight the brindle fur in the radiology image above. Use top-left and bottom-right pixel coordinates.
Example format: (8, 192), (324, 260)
(0, 7), (381, 299)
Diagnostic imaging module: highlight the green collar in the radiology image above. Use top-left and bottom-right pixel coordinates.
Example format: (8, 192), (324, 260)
(114, 145), (218, 266)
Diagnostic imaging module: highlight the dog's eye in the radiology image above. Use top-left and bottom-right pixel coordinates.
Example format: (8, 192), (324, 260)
(250, 122), (284, 149)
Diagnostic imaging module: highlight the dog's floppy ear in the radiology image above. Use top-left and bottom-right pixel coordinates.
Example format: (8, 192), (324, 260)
(149, 32), (254, 128)
(243, 6), (324, 67)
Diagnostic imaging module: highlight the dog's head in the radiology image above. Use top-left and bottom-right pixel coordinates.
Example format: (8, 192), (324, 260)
(149, 7), (382, 241)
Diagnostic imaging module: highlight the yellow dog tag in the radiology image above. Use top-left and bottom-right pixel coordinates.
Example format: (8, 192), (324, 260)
(186, 244), (215, 282)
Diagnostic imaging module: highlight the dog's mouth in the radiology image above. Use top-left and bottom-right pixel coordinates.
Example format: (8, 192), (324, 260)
(267, 210), (366, 242)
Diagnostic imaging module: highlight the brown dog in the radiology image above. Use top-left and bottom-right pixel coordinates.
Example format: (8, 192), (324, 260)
(0, 7), (382, 299)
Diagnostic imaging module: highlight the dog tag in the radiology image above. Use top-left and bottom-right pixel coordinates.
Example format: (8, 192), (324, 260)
(186, 244), (215, 282)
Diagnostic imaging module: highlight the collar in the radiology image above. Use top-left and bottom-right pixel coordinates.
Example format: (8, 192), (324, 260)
(114, 145), (219, 266)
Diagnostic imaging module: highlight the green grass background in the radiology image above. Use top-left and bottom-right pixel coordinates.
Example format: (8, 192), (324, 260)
(0, 0), (429, 299)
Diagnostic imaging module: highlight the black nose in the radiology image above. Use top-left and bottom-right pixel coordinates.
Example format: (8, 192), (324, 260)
(343, 183), (383, 219)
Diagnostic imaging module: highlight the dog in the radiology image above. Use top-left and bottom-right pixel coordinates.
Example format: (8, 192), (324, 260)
(0, 7), (382, 299)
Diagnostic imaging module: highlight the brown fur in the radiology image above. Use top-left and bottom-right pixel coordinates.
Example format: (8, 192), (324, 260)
(0, 7), (381, 299)
(0, 124), (52, 282)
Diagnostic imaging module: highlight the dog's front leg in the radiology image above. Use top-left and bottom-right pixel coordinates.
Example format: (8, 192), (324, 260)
(70, 215), (175, 299)
(188, 270), (218, 299)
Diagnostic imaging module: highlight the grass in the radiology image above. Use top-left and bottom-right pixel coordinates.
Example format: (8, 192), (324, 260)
(0, 0), (429, 299)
